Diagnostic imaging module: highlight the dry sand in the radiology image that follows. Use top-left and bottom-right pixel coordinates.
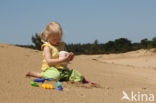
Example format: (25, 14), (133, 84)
(0, 43), (156, 103)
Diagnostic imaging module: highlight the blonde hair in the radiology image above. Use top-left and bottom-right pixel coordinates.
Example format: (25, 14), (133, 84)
(40, 22), (63, 43)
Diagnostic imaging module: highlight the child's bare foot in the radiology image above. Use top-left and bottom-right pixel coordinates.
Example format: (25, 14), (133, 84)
(26, 72), (31, 77)
(82, 78), (101, 87)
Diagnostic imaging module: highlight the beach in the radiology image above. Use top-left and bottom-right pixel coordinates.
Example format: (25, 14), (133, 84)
(0, 43), (156, 103)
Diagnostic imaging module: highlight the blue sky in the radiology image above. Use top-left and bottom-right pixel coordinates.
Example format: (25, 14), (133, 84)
(0, 0), (156, 45)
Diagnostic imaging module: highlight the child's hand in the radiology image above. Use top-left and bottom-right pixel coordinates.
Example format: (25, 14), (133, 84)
(59, 53), (72, 62)
(69, 52), (74, 61)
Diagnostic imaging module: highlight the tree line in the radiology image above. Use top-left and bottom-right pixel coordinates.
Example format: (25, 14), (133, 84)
(16, 33), (156, 55)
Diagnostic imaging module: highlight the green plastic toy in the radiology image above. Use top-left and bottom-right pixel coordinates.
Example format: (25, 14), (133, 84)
(30, 81), (39, 87)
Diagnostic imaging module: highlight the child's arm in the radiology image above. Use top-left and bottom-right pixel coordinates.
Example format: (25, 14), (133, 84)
(44, 46), (71, 65)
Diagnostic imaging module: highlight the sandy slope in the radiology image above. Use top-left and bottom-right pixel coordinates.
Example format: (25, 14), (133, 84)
(0, 43), (156, 103)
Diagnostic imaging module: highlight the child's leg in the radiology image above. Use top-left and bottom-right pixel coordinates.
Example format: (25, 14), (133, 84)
(69, 69), (83, 82)
(82, 77), (89, 83)
(41, 67), (61, 81)
(69, 69), (98, 85)
(26, 72), (42, 78)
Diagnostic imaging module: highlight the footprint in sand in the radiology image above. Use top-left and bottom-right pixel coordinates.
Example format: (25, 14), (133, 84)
(25, 55), (30, 57)
(79, 93), (86, 98)
(142, 87), (147, 90)
(92, 58), (97, 61)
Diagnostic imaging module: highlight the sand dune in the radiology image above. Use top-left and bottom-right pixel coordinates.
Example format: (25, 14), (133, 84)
(88, 49), (156, 68)
(0, 43), (156, 103)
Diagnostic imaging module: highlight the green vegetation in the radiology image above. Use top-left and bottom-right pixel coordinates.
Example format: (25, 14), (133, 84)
(16, 33), (156, 55)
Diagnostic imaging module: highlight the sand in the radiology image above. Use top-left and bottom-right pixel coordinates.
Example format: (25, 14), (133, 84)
(0, 43), (156, 103)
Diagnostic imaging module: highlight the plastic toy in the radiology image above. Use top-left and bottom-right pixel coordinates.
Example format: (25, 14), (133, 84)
(59, 51), (69, 66)
(30, 79), (63, 91)
(57, 81), (62, 88)
(30, 81), (39, 87)
(58, 87), (63, 91)
(41, 84), (53, 89)
(56, 81), (63, 91)
(34, 78), (53, 83)
(53, 87), (63, 91)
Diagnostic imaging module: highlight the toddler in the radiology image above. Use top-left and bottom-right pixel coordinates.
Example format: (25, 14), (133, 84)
(26, 22), (85, 82)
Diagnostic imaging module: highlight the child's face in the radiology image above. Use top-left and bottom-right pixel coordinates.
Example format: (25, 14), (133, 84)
(48, 35), (62, 46)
